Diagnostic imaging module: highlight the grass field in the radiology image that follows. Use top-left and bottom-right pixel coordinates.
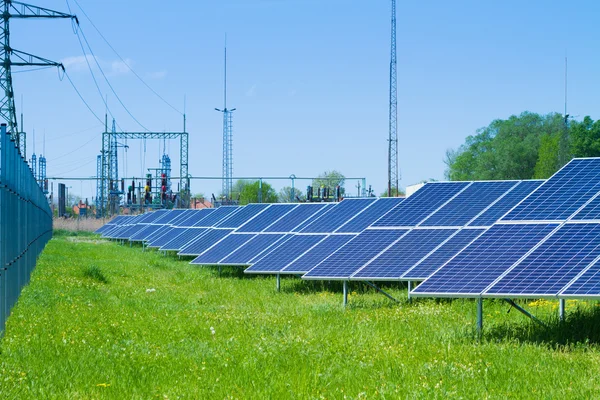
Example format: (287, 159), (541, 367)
(2, 231), (600, 398)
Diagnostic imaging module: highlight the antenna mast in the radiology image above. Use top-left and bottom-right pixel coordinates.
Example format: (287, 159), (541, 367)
(387, 0), (399, 196)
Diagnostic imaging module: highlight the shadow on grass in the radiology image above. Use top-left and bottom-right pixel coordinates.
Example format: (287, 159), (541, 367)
(485, 304), (600, 347)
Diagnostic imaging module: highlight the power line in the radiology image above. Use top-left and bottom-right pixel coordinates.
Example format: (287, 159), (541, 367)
(71, 0), (183, 116)
(64, 71), (104, 125)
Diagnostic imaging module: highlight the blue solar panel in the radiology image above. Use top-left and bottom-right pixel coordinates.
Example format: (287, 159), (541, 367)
(468, 181), (544, 226)
(303, 229), (408, 279)
(236, 204), (297, 233)
(178, 229), (234, 255)
(129, 225), (164, 241)
(216, 204), (270, 228)
(160, 228), (208, 251)
(152, 209), (186, 225)
(190, 234), (256, 264)
(421, 181), (517, 227)
(561, 258), (600, 297)
(174, 209), (213, 227)
(292, 203), (336, 232)
(281, 235), (356, 274)
(300, 199), (376, 233)
(193, 206), (239, 227)
(336, 198), (404, 233)
(245, 235), (326, 273)
(139, 210), (169, 224)
(265, 203), (329, 233)
(373, 182), (470, 227)
(485, 223), (600, 296)
(114, 224), (148, 239)
(351, 228), (457, 280)
(145, 226), (176, 247)
(220, 234), (287, 265)
(504, 159), (600, 221)
(402, 228), (486, 280)
(412, 223), (558, 296)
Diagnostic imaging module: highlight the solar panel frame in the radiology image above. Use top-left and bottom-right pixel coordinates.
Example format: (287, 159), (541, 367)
(559, 256), (600, 299)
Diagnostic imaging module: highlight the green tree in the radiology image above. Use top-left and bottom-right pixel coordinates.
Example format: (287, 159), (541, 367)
(312, 170), (345, 195)
(278, 186), (304, 203)
(235, 180), (278, 205)
(570, 116), (600, 158)
(379, 187), (405, 197)
(533, 133), (561, 178)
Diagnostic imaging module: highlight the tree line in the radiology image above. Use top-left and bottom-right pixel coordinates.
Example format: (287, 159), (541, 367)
(445, 111), (600, 180)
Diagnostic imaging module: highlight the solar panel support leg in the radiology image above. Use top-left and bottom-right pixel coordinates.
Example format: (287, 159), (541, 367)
(364, 281), (399, 303)
(503, 299), (547, 327)
(276, 273), (281, 292)
(343, 280), (348, 307)
(407, 281), (412, 303)
(559, 299), (565, 321)
(477, 297), (483, 336)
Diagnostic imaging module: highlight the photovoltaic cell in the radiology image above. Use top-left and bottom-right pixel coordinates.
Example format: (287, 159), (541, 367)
(373, 182), (470, 227)
(113, 224), (148, 240)
(561, 259), (600, 297)
(129, 224), (164, 241)
(178, 229), (234, 255)
(421, 181), (517, 227)
(300, 198), (376, 233)
(265, 203), (329, 233)
(193, 206), (239, 227)
(152, 209), (187, 225)
(190, 234), (256, 264)
(160, 228), (208, 251)
(220, 234), (287, 265)
(402, 228), (486, 280)
(216, 204), (270, 228)
(351, 228), (457, 280)
(504, 158), (600, 221)
(245, 235), (326, 273)
(469, 181), (544, 226)
(412, 223), (557, 296)
(292, 203), (336, 232)
(236, 204), (297, 233)
(486, 223), (600, 296)
(303, 229), (408, 279)
(281, 235), (355, 274)
(145, 227), (176, 247)
(335, 198), (404, 233)
(175, 209), (213, 227)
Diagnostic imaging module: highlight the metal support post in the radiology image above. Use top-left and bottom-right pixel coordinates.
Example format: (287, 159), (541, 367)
(559, 299), (565, 321)
(503, 299), (548, 327)
(477, 297), (483, 336)
(364, 281), (400, 303)
(407, 281), (412, 303)
(276, 273), (281, 292)
(343, 280), (348, 307)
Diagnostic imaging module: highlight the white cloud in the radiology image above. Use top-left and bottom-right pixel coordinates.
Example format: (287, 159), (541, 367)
(110, 58), (133, 76)
(61, 55), (98, 72)
(61, 55), (133, 76)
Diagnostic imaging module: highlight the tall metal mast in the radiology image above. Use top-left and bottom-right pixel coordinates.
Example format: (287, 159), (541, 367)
(0, 1), (77, 156)
(215, 37), (235, 200)
(387, 0), (399, 196)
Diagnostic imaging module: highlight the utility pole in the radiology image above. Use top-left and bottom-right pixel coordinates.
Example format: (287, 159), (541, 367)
(215, 36), (235, 201)
(387, 0), (399, 197)
(0, 0), (78, 156)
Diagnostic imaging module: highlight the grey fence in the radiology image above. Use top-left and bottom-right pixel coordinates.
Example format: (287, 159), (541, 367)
(0, 123), (52, 332)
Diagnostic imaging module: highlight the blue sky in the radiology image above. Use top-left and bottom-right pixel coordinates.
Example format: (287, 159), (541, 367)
(10, 0), (600, 201)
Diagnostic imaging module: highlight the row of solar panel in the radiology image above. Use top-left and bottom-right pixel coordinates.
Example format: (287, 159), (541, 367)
(412, 158), (600, 300)
(97, 177), (545, 287)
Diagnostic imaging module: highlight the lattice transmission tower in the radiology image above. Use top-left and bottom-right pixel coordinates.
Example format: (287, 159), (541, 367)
(215, 40), (235, 201)
(0, 1), (77, 157)
(387, 0), (399, 197)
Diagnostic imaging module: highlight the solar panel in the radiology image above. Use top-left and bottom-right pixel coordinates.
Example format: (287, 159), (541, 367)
(145, 226), (176, 247)
(190, 233), (256, 264)
(245, 234), (326, 273)
(219, 234), (287, 265)
(113, 224), (148, 240)
(215, 204), (270, 228)
(152, 209), (186, 225)
(503, 158), (600, 221)
(402, 228), (486, 280)
(159, 228), (208, 251)
(300, 198), (376, 233)
(351, 228), (457, 280)
(412, 223), (558, 296)
(281, 235), (356, 274)
(421, 181), (517, 227)
(178, 229), (234, 255)
(335, 197), (404, 233)
(193, 206), (239, 227)
(373, 182), (470, 227)
(138, 210), (169, 224)
(560, 258), (600, 297)
(236, 204), (297, 233)
(302, 229), (409, 279)
(468, 180), (544, 226)
(485, 223), (600, 297)
(292, 203), (336, 232)
(175, 209), (213, 227)
(129, 224), (164, 242)
(265, 203), (329, 233)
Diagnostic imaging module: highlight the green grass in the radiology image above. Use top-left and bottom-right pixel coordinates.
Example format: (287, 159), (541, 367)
(2, 234), (600, 398)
